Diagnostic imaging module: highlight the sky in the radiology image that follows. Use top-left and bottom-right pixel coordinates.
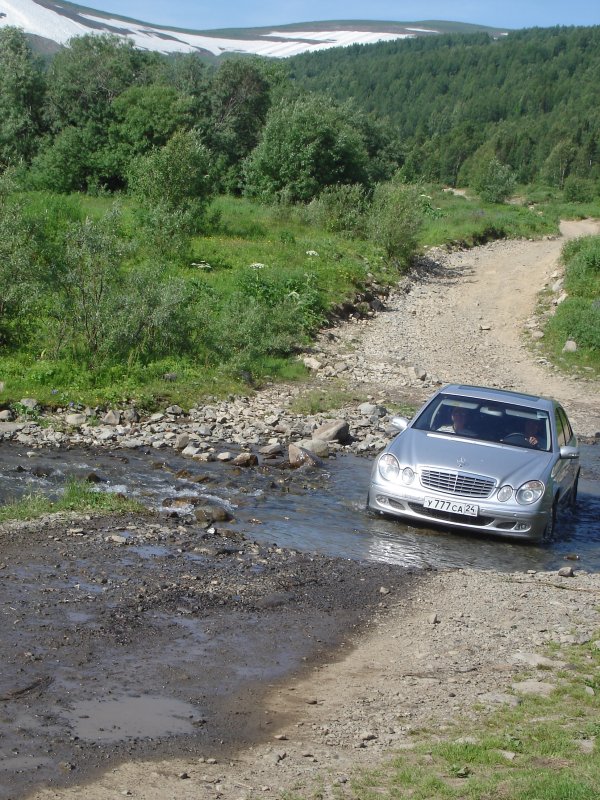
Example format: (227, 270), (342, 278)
(82, 1), (600, 31)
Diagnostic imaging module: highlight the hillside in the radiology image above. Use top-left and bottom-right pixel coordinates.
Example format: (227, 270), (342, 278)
(289, 25), (600, 186)
(0, 0), (507, 57)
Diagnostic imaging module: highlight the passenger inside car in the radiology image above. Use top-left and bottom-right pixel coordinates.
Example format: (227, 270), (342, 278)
(436, 406), (477, 437)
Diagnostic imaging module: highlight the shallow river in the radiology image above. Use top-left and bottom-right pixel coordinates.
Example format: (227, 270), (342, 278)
(1, 441), (599, 572)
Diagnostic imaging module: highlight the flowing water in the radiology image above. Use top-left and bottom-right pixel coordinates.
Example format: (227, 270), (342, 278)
(1, 441), (599, 573)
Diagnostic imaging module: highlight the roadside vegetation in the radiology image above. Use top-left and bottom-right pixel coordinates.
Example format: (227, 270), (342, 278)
(0, 26), (599, 412)
(544, 235), (600, 374)
(309, 634), (600, 800)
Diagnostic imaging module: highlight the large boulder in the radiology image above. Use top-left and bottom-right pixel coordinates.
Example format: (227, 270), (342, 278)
(313, 419), (351, 444)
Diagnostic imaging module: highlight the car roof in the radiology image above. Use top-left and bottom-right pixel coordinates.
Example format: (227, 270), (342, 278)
(438, 384), (556, 411)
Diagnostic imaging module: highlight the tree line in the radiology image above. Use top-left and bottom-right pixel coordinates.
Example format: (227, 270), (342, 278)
(288, 25), (600, 194)
(2, 25), (599, 205)
(0, 24), (598, 396)
(0, 27), (405, 205)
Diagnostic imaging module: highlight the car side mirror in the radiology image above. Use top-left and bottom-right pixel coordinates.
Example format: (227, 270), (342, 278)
(559, 445), (579, 459)
(390, 416), (409, 432)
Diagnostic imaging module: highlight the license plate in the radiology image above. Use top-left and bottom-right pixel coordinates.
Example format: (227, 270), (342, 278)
(423, 497), (479, 516)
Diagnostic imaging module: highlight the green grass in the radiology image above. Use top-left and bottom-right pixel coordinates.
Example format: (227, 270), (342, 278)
(288, 386), (364, 415)
(419, 185), (559, 247)
(1, 188), (597, 409)
(0, 477), (144, 523)
(341, 636), (600, 800)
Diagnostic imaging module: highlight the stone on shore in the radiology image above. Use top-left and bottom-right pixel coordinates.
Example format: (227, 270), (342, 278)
(313, 419), (350, 444)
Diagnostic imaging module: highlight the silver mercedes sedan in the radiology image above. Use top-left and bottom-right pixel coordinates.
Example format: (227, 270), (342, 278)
(367, 384), (580, 541)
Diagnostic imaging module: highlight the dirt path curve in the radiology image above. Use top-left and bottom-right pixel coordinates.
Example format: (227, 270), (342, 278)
(339, 218), (600, 436)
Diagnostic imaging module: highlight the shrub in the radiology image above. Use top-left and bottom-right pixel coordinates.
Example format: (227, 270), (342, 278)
(307, 184), (368, 236)
(367, 181), (424, 264)
(563, 176), (597, 203)
(127, 130), (214, 230)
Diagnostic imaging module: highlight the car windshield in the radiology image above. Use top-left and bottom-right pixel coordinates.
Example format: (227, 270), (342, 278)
(412, 393), (551, 451)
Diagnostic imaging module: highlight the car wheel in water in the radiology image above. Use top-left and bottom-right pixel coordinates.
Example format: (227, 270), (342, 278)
(542, 499), (558, 541)
(569, 472), (579, 510)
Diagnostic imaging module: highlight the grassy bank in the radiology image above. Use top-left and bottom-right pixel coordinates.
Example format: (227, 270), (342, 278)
(0, 188), (597, 411)
(542, 234), (600, 375)
(0, 478), (144, 523)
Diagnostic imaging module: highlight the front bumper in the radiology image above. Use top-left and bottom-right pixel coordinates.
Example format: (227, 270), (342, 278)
(367, 481), (549, 541)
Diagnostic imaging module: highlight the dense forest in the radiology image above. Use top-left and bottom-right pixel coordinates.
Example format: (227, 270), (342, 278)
(289, 26), (600, 191)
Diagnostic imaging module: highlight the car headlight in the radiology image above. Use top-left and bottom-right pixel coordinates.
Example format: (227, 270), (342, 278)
(497, 485), (513, 502)
(516, 480), (545, 505)
(401, 467), (415, 484)
(378, 454), (400, 481)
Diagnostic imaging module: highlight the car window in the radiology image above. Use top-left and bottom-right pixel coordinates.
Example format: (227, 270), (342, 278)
(557, 407), (573, 446)
(413, 393), (551, 449)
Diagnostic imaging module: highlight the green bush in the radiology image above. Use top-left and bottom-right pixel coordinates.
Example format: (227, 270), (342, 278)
(367, 180), (424, 263)
(306, 184), (368, 236)
(563, 176), (597, 203)
(127, 130), (214, 230)
(243, 95), (369, 202)
(472, 157), (516, 203)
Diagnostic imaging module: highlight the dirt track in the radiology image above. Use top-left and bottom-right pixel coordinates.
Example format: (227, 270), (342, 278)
(15, 221), (600, 800)
(315, 218), (600, 437)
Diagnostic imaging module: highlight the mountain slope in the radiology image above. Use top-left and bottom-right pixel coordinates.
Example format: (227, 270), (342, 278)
(0, 0), (508, 57)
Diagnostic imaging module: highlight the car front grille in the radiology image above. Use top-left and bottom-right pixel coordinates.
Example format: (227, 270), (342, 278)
(420, 468), (495, 498)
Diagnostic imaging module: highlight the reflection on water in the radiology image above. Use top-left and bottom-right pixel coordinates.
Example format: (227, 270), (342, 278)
(1, 441), (599, 573)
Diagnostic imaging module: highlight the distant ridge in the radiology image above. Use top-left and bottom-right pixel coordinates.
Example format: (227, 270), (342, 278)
(0, 0), (510, 57)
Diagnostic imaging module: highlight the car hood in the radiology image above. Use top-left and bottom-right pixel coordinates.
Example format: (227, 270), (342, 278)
(387, 429), (554, 486)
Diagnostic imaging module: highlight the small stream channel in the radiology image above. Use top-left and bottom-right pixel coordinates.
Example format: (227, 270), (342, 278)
(2, 441), (599, 572)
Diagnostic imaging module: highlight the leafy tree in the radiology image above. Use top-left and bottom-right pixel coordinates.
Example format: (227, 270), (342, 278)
(105, 84), (195, 180)
(244, 95), (369, 202)
(127, 130), (215, 230)
(367, 181), (424, 263)
(472, 157), (516, 202)
(0, 27), (46, 168)
(542, 139), (577, 187)
(202, 58), (274, 191)
(45, 34), (150, 131)
(28, 126), (96, 192)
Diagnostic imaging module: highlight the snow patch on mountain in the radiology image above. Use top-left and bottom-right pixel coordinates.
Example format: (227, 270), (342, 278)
(0, 0), (437, 56)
